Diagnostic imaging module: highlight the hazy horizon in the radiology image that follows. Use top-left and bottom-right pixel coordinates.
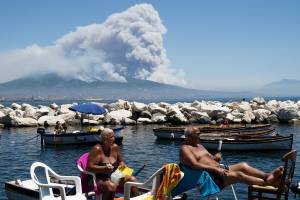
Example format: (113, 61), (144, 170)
(0, 1), (299, 91)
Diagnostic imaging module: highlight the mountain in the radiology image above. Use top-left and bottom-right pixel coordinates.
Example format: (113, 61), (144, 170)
(257, 79), (300, 97)
(0, 73), (248, 101)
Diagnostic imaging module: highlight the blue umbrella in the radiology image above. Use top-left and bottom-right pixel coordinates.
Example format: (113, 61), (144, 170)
(69, 103), (107, 115)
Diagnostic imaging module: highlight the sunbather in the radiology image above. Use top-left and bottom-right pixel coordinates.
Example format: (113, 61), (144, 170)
(179, 127), (283, 191)
(87, 128), (137, 200)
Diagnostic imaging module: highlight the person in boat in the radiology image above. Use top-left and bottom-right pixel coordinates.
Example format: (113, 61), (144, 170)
(219, 118), (229, 128)
(178, 127), (283, 193)
(54, 121), (63, 134)
(62, 122), (68, 133)
(87, 128), (137, 200)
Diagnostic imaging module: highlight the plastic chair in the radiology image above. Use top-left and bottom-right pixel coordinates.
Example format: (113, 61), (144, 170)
(248, 149), (297, 200)
(124, 163), (184, 200)
(77, 152), (101, 200)
(30, 161), (86, 200)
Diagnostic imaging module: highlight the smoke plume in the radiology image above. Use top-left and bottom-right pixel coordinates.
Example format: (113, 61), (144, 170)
(0, 4), (186, 86)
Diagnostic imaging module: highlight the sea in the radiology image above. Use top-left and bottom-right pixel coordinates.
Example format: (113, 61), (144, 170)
(0, 98), (300, 200)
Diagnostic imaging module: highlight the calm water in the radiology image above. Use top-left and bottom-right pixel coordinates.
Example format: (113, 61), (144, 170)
(0, 124), (299, 200)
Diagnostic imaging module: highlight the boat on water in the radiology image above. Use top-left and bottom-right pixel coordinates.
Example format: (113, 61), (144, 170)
(37, 126), (124, 146)
(153, 126), (275, 140)
(200, 134), (293, 151)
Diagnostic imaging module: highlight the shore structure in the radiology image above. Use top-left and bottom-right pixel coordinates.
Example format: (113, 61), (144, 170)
(0, 97), (300, 127)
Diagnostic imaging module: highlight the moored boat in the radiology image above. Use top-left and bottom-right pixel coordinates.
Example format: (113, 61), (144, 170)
(201, 134), (293, 151)
(153, 126), (276, 140)
(37, 126), (124, 146)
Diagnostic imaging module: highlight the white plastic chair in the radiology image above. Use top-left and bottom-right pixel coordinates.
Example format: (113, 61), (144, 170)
(30, 162), (86, 200)
(124, 164), (184, 200)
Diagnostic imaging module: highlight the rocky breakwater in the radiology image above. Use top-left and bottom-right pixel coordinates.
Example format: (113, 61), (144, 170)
(0, 97), (300, 127)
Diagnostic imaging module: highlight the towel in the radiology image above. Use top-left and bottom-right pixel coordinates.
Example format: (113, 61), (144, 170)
(171, 164), (220, 198)
(156, 163), (182, 200)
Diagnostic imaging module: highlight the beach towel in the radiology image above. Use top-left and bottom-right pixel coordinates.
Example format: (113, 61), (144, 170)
(156, 163), (182, 200)
(171, 164), (220, 198)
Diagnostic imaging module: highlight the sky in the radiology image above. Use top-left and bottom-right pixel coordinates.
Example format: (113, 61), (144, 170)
(0, 0), (299, 91)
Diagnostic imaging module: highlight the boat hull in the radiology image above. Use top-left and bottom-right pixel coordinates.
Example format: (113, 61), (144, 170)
(40, 132), (123, 146)
(5, 180), (39, 200)
(153, 127), (275, 140)
(201, 134), (293, 151)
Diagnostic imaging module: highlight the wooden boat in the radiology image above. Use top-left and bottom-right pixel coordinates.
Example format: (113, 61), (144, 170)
(153, 126), (276, 140)
(153, 124), (272, 134)
(200, 134), (293, 151)
(37, 126), (124, 146)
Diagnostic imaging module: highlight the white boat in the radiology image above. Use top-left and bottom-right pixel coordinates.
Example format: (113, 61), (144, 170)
(5, 179), (76, 200)
(201, 134), (293, 151)
(37, 126), (124, 146)
(5, 180), (39, 200)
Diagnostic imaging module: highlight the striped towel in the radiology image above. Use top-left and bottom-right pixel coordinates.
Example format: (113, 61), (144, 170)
(156, 163), (182, 200)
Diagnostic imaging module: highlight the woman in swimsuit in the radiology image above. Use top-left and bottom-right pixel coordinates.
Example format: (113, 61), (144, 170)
(87, 128), (137, 200)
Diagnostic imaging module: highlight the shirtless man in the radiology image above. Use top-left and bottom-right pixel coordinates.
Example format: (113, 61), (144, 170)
(180, 127), (283, 189)
(87, 128), (137, 200)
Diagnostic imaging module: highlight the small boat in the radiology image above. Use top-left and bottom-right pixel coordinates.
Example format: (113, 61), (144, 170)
(200, 134), (294, 151)
(5, 179), (77, 200)
(153, 124), (272, 135)
(37, 126), (124, 146)
(153, 126), (276, 140)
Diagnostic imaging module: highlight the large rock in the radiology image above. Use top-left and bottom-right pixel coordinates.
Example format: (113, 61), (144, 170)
(104, 99), (131, 111)
(209, 110), (228, 120)
(131, 102), (147, 113)
(137, 118), (152, 124)
(242, 110), (255, 123)
(49, 103), (59, 110)
(277, 107), (298, 122)
(140, 110), (152, 119)
(104, 109), (132, 124)
(0, 107), (13, 115)
(148, 103), (167, 115)
(11, 103), (22, 110)
(38, 116), (65, 126)
(59, 104), (73, 114)
(266, 114), (279, 123)
(237, 102), (252, 113)
(151, 113), (167, 123)
(251, 97), (266, 105)
(253, 109), (271, 122)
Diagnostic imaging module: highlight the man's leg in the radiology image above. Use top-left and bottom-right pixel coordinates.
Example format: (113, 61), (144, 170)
(223, 171), (265, 187)
(229, 162), (267, 179)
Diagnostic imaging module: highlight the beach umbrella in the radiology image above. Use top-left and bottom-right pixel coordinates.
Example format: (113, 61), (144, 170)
(69, 103), (107, 115)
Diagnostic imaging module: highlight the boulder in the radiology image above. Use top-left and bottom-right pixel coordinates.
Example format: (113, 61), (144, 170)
(242, 110), (255, 123)
(253, 109), (271, 122)
(104, 109), (132, 124)
(167, 113), (188, 124)
(104, 99), (131, 111)
(49, 103), (59, 110)
(140, 110), (152, 119)
(251, 97), (266, 105)
(59, 104), (73, 114)
(148, 103), (167, 115)
(266, 114), (279, 123)
(38, 116), (65, 126)
(137, 118), (152, 124)
(0, 107), (13, 115)
(11, 117), (38, 127)
(157, 102), (170, 108)
(151, 113), (167, 123)
(11, 103), (22, 110)
(0, 104), (4, 109)
(277, 107), (298, 122)
(131, 102), (147, 113)
(237, 102), (252, 113)
(209, 110), (228, 120)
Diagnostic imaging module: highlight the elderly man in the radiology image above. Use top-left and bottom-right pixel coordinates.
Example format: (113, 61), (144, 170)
(87, 128), (137, 200)
(179, 127), (283, 190)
